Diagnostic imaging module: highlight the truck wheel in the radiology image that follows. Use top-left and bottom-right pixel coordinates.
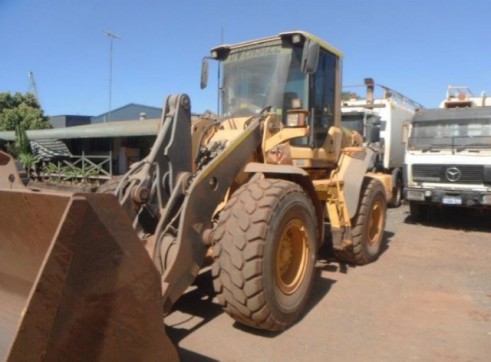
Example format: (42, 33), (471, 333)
(212, 178), (317, 331)
(388, 176), (402, 208)
(334, 178), (387, 265)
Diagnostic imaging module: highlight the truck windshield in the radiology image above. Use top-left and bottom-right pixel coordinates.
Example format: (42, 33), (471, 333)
(409, 119), (491, 151)
(341, 113), (380, 139)
(221, 43), (307, 120)
(341, 113), (364, 135)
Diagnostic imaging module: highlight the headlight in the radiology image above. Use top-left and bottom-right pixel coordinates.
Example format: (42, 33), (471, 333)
(407, 190), (425, 201)
(482, 194), (491, 205)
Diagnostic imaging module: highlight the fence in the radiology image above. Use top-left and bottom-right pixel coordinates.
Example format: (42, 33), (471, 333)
(36, 151), (113, 182)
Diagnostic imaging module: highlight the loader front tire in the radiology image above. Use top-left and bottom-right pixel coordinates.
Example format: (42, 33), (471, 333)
(212, 179), (317, 331)
(334, 178), (387, 265)
(388, 174), (402, 208)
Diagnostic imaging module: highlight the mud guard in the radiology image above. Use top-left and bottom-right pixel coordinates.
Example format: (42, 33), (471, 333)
(244, 162), (325, 247)
(325, 147), (378, 250)
(336, 147), (376, 219)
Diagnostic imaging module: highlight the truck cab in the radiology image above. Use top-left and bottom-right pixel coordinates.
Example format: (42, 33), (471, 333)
(405, 87), (491, 219)
(341, 79), (422, 207)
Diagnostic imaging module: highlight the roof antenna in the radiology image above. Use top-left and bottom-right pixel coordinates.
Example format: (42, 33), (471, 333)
(217, 27), (224, 115)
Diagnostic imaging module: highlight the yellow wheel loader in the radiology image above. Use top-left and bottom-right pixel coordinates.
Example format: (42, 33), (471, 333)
(0, 31), (392, 361)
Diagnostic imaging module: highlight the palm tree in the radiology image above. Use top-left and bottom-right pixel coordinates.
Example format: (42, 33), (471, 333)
(10, 121), (38, 179)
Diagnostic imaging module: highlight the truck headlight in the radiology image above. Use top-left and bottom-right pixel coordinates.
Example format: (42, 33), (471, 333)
(407, 190), (425, 201)
(482, 194), (491, 205)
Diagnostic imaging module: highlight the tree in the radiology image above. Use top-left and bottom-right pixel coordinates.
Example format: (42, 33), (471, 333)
(0, 92), (51, 131)
(0, 92), (50, 177)
(341, 91), (358, 101)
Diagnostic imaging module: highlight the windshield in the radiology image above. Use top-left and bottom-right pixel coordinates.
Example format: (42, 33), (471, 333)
(341, 113), (364, 135)
(409, 119), (491, 151)
(221, 42), (307, 119)
(341, 113), (380, 137)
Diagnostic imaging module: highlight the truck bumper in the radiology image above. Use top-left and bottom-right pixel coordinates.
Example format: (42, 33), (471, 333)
(405, 187), (491, 208)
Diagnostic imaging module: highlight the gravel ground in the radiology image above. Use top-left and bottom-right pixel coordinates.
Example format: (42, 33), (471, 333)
(166, 204), (491, 362)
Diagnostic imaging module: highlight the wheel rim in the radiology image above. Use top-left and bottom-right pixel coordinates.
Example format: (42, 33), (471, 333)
(368, 197), (384, 245)
(275, 218), (309, 295)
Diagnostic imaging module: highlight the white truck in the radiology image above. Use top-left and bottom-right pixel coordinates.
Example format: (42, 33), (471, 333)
(341, 78), (423, 207)
(404, 86), (491, 220)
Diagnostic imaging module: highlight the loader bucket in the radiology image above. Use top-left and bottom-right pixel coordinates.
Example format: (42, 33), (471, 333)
(0, 189), (178, 361)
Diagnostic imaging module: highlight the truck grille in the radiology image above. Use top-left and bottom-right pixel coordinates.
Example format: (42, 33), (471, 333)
(412, 164), (484, 184)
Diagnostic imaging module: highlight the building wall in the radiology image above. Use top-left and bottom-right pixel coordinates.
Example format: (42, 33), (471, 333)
(49, 115), (92, 128)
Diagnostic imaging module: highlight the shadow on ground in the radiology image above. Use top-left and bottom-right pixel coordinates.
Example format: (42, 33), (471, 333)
(404, 204), (491, 232)
(166, 250), (340, 350)
(165, 269), (222, 360)
(174, 348), (219, 362)
(231, 271), (336, 338)
(166, 224), (396, 360)
(318, 225), (395, 275)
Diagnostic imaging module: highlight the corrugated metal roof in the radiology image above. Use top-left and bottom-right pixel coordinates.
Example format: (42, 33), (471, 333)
(31, 139), (72, 160)
(0, 119), (160, 141)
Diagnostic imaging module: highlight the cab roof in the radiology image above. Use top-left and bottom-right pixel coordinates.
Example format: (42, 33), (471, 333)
(413, 106), (491, 122)
(211, 30), (343, 59)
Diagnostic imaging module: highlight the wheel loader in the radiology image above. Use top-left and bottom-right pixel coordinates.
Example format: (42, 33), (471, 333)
(0, 31), (392, 361)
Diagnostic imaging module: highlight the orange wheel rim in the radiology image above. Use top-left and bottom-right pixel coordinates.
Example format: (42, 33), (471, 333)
(368, 198), (384, 245)
(275, 219), (309, 294)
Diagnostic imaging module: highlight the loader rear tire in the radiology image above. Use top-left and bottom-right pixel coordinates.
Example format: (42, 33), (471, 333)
(334, 178), (387, 265)
(388, 175), (402, 208)
(212, 179), (317, 331)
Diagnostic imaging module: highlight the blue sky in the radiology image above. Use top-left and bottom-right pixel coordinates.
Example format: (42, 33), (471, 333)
(1, 0), (490, 116)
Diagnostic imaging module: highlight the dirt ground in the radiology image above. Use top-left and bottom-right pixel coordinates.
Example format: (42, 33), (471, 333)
(165, 204), (491, 362)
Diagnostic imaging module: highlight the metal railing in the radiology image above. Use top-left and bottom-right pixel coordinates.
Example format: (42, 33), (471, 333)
(63, 151), (112, 178)
(34, 151), (113, 182)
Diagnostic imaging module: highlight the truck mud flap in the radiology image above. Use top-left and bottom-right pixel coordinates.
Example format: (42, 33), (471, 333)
(0, 190), (178, 361)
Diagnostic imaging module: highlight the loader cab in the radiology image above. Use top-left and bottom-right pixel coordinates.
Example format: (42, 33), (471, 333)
(204, 31), (343, 158)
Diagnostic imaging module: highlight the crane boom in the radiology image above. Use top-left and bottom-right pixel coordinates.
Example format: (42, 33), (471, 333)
(28, 71), (39, 100)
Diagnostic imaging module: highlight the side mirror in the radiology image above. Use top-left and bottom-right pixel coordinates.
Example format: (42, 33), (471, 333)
(200, 58), (209, 89)
(367, 125), (380, 143)
(370, 116), (381, 126)
(401, 121), (410, 144)
(301, 39), (320, 74)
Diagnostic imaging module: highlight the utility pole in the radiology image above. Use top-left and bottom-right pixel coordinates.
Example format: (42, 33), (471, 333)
(103, 30), (121, 122)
